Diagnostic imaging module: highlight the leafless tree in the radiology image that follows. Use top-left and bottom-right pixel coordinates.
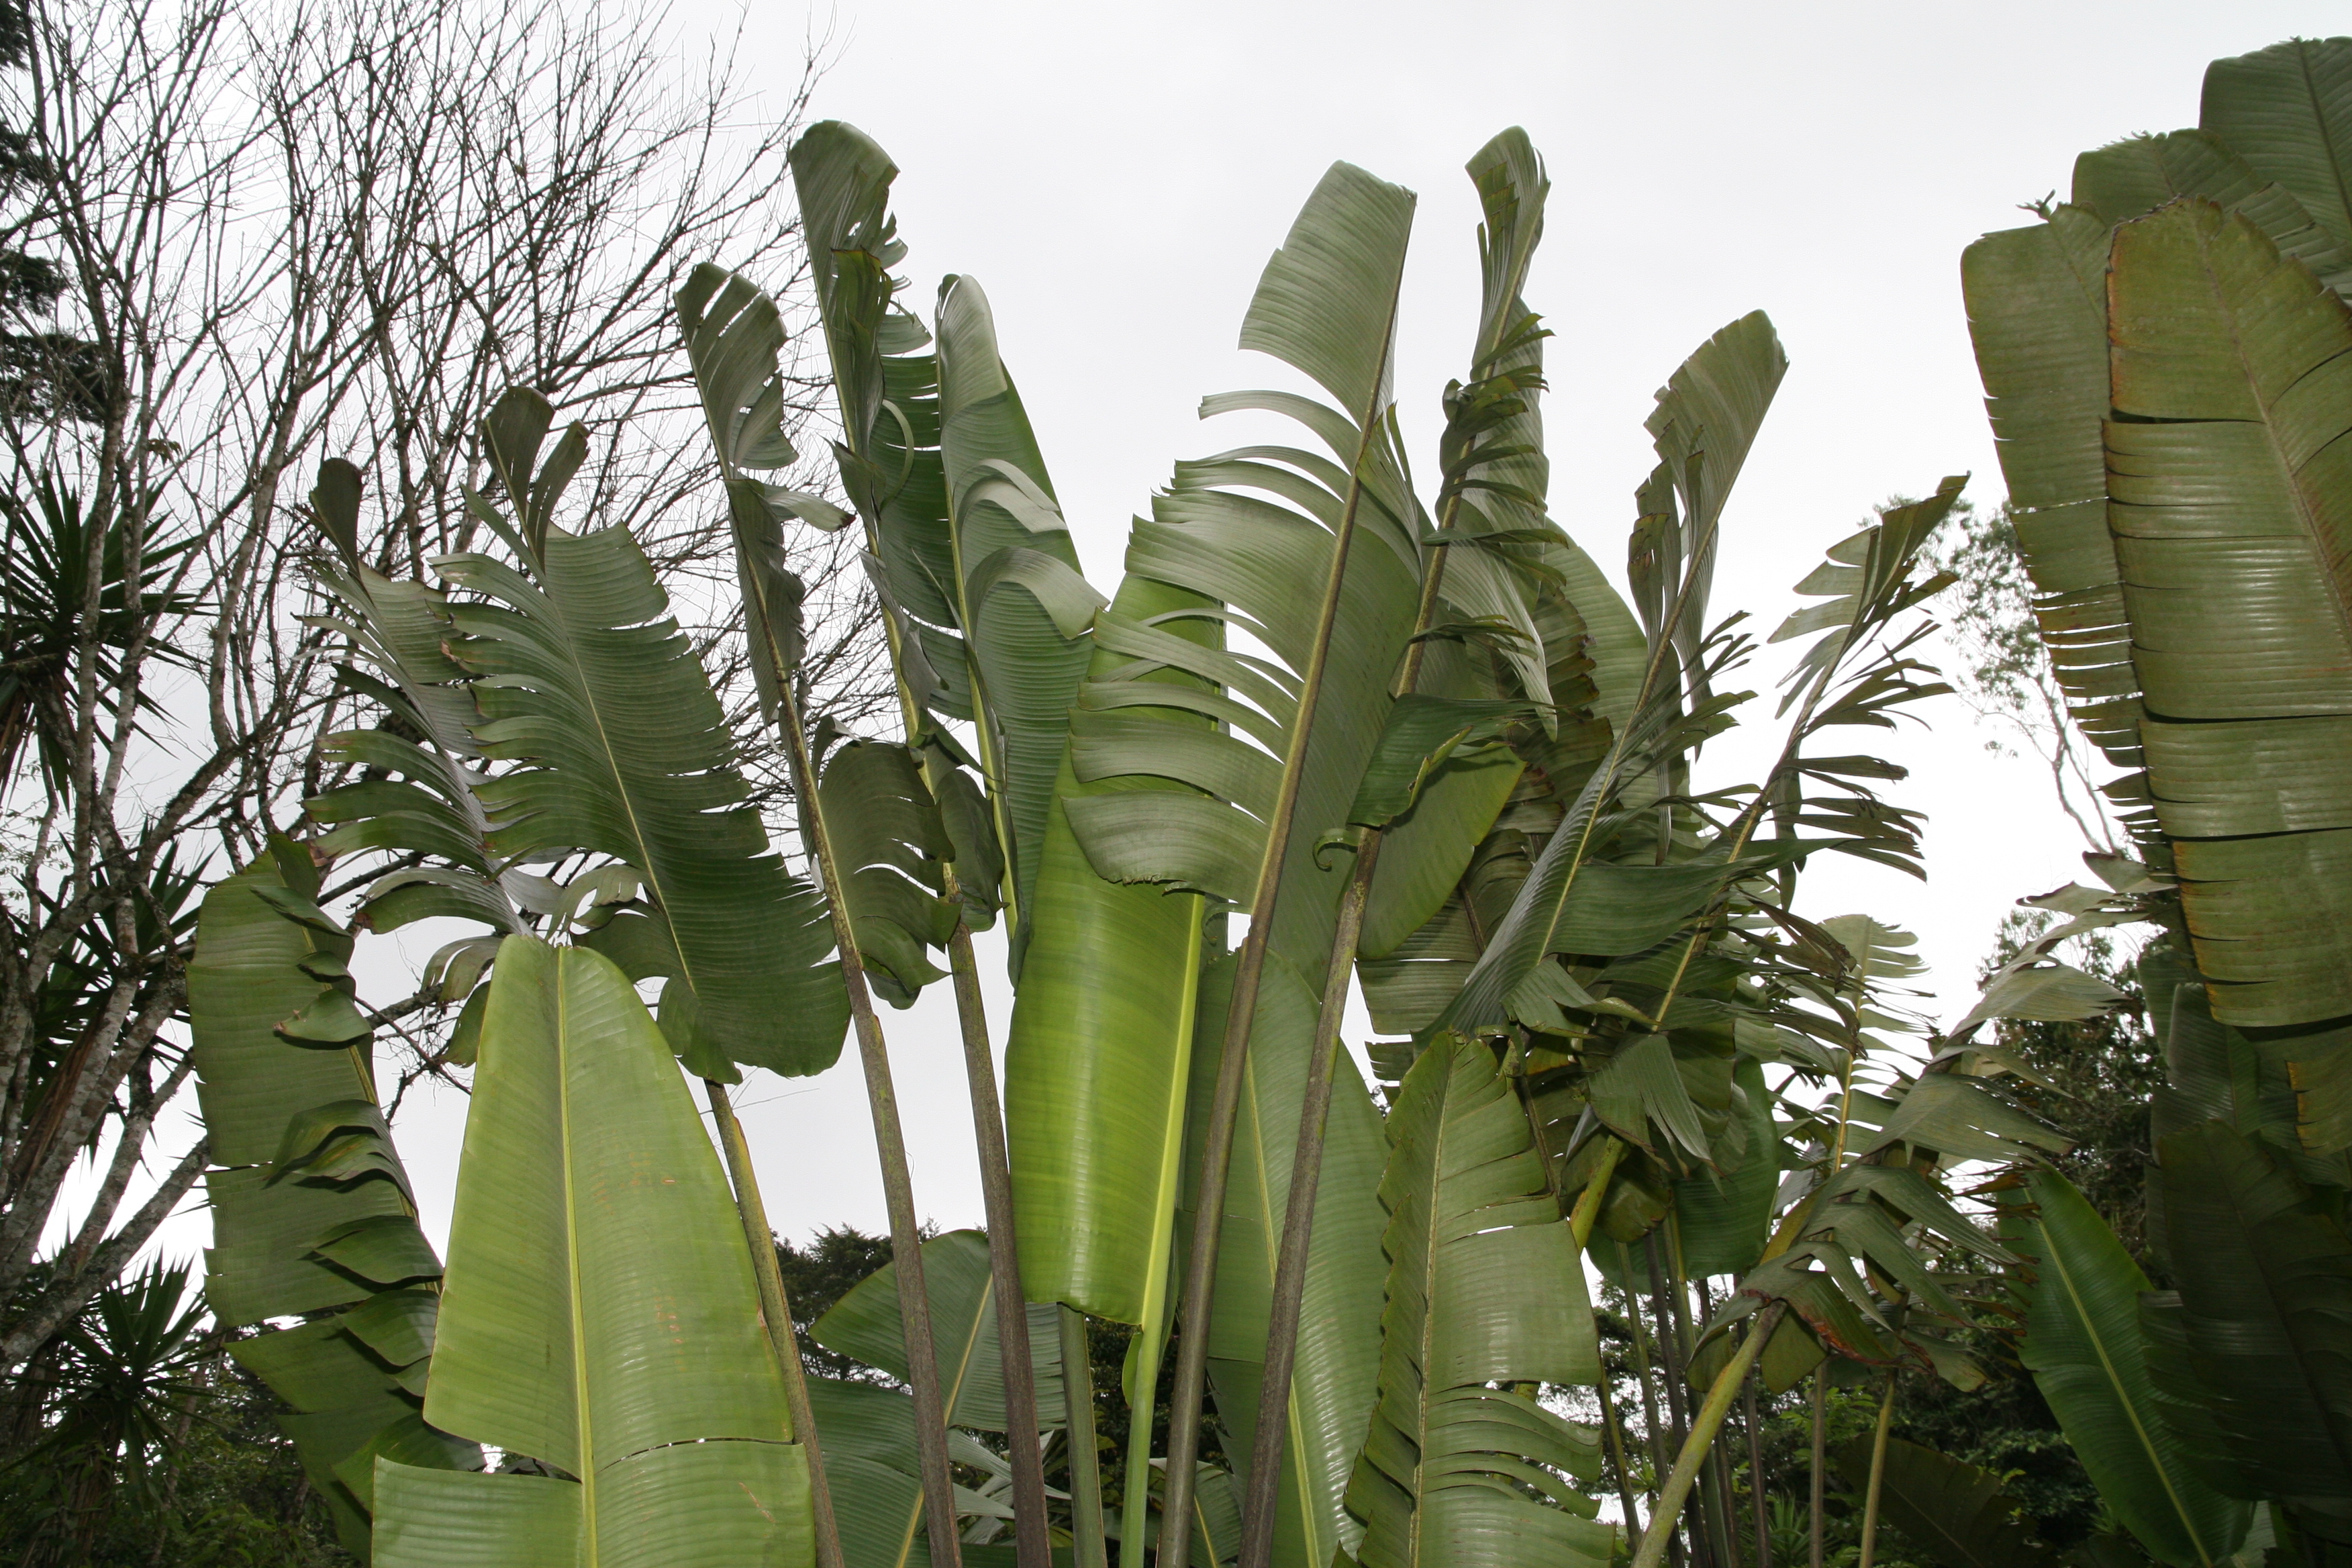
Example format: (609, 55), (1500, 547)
(0, 0), (883, 1371)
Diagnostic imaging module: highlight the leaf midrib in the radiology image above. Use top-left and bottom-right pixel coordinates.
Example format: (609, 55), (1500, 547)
(1406, 1055), (1457, 1568)
(537, 555), (705, 1018)
(558, 952), (598, 1563)
(2035, 1209), (2212, 1565)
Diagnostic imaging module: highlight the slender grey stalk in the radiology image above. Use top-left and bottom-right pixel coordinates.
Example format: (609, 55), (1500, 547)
(1630, 1304), (1787, 1568)
(946, 921), (1052, 1568)
(1156, 351), (1400, 1568)
(706, 1079), (843, 1568)
(1620, 1240), (1682, 1568)
(1648, 1230), (1706, 1568)
(775, 668), (963, 1568)
(1600, 1359), (1647, 1545)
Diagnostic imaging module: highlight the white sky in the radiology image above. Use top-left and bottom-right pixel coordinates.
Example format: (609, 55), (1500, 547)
(103, 0), (2352, 1269)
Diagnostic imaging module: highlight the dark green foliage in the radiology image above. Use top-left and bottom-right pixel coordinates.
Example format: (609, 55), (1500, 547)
(1983, 916), (2166, 1276)
(0, 1270), (353, 1565)
(776, 1225), (900, 1382)
(0, 0), (107, 424)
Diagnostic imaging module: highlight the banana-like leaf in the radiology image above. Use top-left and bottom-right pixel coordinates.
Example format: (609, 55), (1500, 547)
(434, 513), (845, 1077)
(1634, 309), (1787, 702)
(818, 739), (959, 1005)
(1961, 206), (2146, 775)
(935, 274), (1101, 944)
(1182, 954), (1389, 1568)
(1673, 1057), (1779, 1279)
(791, 122), (955, 641)
(1829, 1438), (2058, 1568)
(375, 937), (810, 1567)
(1005, 570), (1215, 1326)
(2002, 1169), (2248, 1567)
(301, 460), (524, 950)
(803, 1231), (1066, 1567)
(189, 846), (478, 1556)
(2202, 38), (2352, 261)
(1434, 314), (1785, 1036)
(812, 1228), (1066, 1432)
(2104, 199), (2352, 1028)
(2071, 130), (2352, 293)
(1339, 1033), (1612, 1568)
(801, 1375), (1017, 1568)
(2147, 1120), (2352, 1544)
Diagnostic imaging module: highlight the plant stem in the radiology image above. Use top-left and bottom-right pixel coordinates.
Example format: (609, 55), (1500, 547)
(1744, 1365), (1773, 1568)
(1631, 1303), (1787, 1568)
(777, 676), (963, 1568)
(1600, 1359), (1647, 1546)
(1808, 1368), (1826, 1568)
(1570, 1138), (1626, 1247)
(1857, 1375), (1897, 1568)
(1156, 367), (1398, 1568)
(1118, 904), (1203, 1568)
(1647, 1230), (1705, 1568)
(1235, 836), (1377, 1568)
(1621, 1238), (1681, 1568)
(1698, 1280), (1740, 1568)
(705, 1079), (843, 1568)
(947, 920), (1052, 1568)
(1060, 1306), (1108, 1568)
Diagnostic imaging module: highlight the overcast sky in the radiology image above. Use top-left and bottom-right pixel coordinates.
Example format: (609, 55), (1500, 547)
(106, 0), (2352, 1267)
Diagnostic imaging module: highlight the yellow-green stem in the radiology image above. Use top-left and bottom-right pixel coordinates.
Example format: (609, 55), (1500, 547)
(1059, 1306), (1108, 1568)
(1631, 1304), (1786, 1568)
(1857, 1375), (1898, 1568)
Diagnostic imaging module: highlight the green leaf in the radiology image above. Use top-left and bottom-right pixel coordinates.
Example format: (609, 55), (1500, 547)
(1435, 315), (1786, 1035)
(2071, 130), (2352, 292)
(2148, 1121), (2352, 1544)
(1358, 748), (1526, 961)
(1830, 1438), (2059, 1568)
(189, 856), (477, 1551)
(819, 739), (957, 1005)
(1342, 1034), (1612, 1568)
(438, 522), (846, 1075)
(1239, 161), (1415, 418)
(2202, 39), (2352, 260)
(1344, 696), (1530, 830)
(936, 275), (1101, 943)
(1960, 207), (2145, 773)
(384, 936), (810, 1565)
(1005, 577), (1213, 1327)
(1674, 1058), (1779, 1279)
(1184, 952), (1389, 1568)
(2104, 199), (2352, 1026)
(811, 1229), (1066, 1432)
(2003, 1169), (2249, 1567)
